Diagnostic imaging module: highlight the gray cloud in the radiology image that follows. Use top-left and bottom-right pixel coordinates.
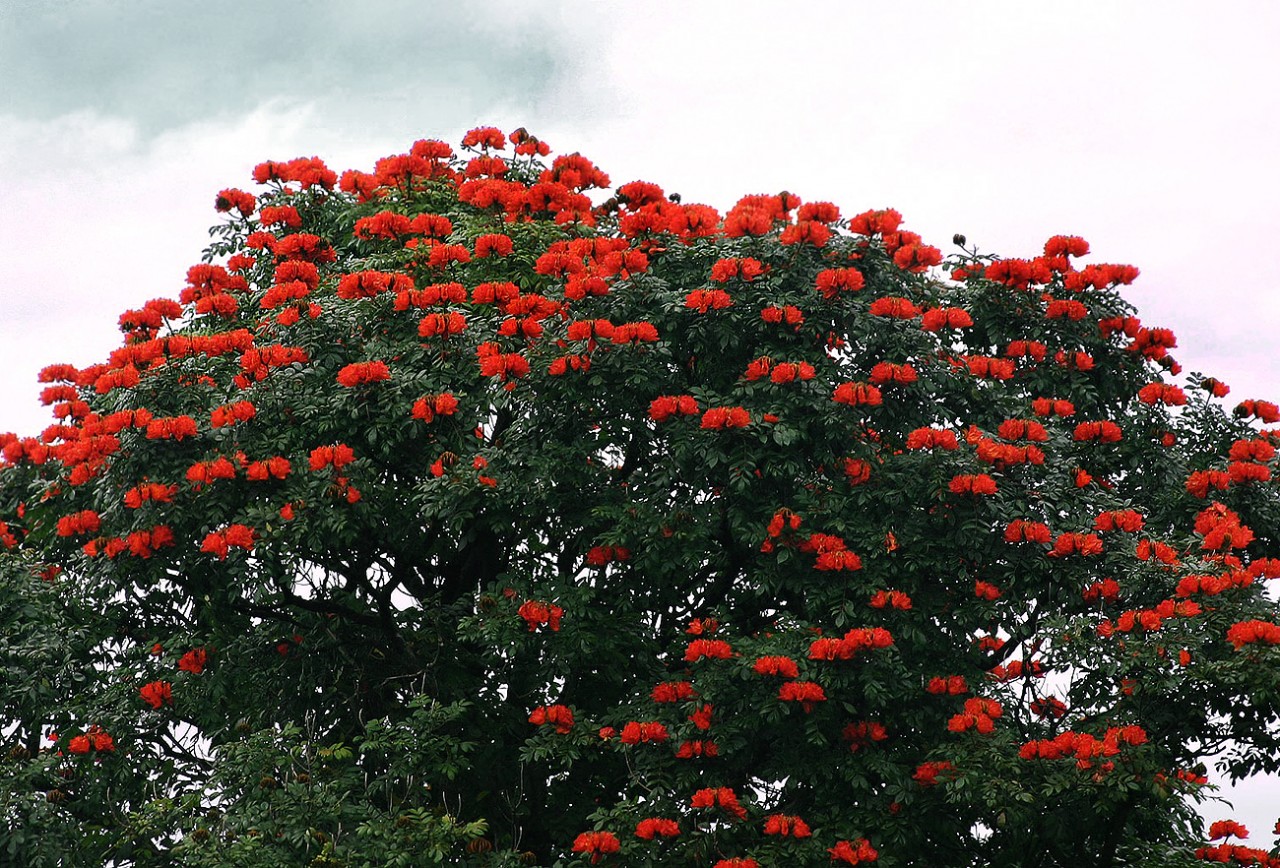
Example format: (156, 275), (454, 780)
(0, 0), (563, 136)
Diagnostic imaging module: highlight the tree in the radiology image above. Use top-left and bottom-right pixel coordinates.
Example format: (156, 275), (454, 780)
(2, 126), (1279, 868)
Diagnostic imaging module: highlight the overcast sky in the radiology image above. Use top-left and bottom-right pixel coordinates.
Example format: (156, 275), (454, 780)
(1, 0), (1278, 836)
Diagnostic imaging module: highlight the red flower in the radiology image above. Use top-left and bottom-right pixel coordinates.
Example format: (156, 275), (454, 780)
(913, 760), (953, 787)
(649, 395), (700, 422)
(1073, 421), (1123, 443)
(571, 830), (620, 864)
(651, 681), (697, 703)
(635, 818), (680, 840)
(1207, 820), (1250, 841)
(528, 704), (575, 733)
(974, 581), (1001, 601)
(778, 680), (827, 711)
(215, 188), (257, 216)
(833, 382), (883, 407)
(140, 680), (173, 709)
(842, 720), (889, 752)
(412, 393), (460, 423)
(869, 296), (921, 319)
(474, 233), (514, 257)
(700, 407), (751, 430)
(685, 639), (734, 662)
(336, 361), (391, 387)
(619, 721), (670, 744)
(829, 838), (879, 864)
(518, 600), (563, 632)
(691, 787), (747, 820)
(178, 647), (209, 674)
(710, 257), (765, 283)
(67, 726), (115, 756)
(675, 739), (718, 758)
(948, 474), (997, 496)
(309, 444), (356, 471)
(868, 362), (917, 385)
(848, 208), (902, 235)
(462, 126), (507, 150)
(56, 509), (101, 537)
(815, 267), (866, 299)
(753, 656), (800, 678)
(927, 675), (969, 695)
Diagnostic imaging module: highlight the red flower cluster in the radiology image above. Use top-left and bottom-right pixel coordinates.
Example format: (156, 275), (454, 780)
(833, 382), (883, 407)
(1083, 578), (1121, 603)
(123, 482), (178, 508)
(1050, 532), (1103, 557)
(801, 532), (863, 571)
(778, 680), (826, 711)
(948, 474), (997, 496)
(761, 304), (804, 327)
(829, 838), (879, 865)
(808, 627), (893, 660)
(1032, 397), (1075, 417)
(869, 589), (912, 610)
(947, 697), (1003, 734)
(56, 509), (101, 537)
(145, 415), (199, 441)
(651, 680), (697, 703)
(215, 187), (256, 216)
(973, 581), (1001, 601)
(913, 760), (954, 786)
(1031, 697), (1068, 719)
(1018, 725), (1146, 763)
(619, 721), (670, 744)
(691, 786), (747, 820)
(905, 427), (958, 450)
(336, 361), (391, 387)
(1073, 421), (1123, 443)
(634, 818), (680, 840)
(842, 720), (889, 752)
(920, 306), (973, 331)
(685, 638), (734, 662)
(411, 393), (459, 423)
(586, 545), (630, 566)
(675, 739), (718, 758)
(815, 267), (866, 299)
(868, 362), (917, 386)
(869, 296), (921, 319)
(518, 600), (563, 632)
(1226, 619), (1280, 649)
(140, 680), (173, 709)
(926, 675), (968, 695)
(529, 704), (574, 734)
(710, 257), (765, 282)
(210, 400), (257, 427)
(178, 647), (209, 674)
(1094, 510), (1144, 533)
(1195, 503), (1255, 550)
(68, 726), (116, 755)
(570, 830), (620, 864)
(700, 407), (751, 430)
(753, 655), (800, 678)
(1208, 820), (1250, 841)
(200, 524), (255, 560)
(1004, 519), (1051, 544)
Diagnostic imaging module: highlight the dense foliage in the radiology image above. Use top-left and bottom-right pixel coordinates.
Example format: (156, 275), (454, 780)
(2, 127), (1280, 867)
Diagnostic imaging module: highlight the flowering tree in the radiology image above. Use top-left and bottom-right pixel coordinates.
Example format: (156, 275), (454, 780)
(2, 127), (1279, 868)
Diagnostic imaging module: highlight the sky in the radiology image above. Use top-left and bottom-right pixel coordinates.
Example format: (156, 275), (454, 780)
(2, 0), (1278, 838)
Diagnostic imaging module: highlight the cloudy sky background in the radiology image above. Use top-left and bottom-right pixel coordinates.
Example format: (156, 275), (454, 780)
(2, 0), (1278, 835)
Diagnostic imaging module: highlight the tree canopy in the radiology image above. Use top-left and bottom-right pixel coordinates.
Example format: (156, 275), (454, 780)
(2, 126), (1279, 867)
